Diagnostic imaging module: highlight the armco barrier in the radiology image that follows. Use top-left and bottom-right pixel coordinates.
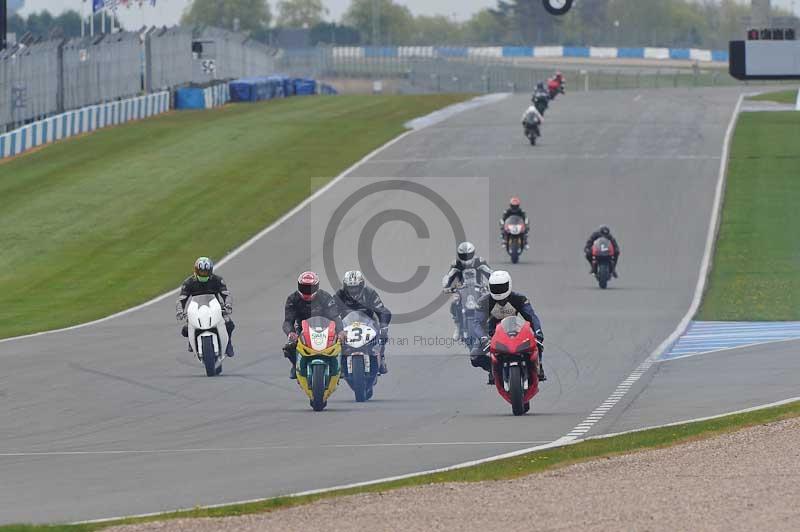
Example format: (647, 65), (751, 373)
(0, 92), (169, 159)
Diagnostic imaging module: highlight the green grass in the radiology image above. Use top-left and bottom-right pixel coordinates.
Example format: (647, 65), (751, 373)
(698, 111), (800, 320)
(5, 399), (799, 531)
(748, 88), (800, 104)
(0, 94), (469, 339)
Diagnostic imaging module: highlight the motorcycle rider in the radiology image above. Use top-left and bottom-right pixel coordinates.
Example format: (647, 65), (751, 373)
(532, 82), (549, 115)
(499, 196), (530, 250)
(470, 271), (546, 383)
(584, 225), (621, 277)
(442, 242), (494, 341)
(522, 104), (544, 140)
(176, 257), (235, 357)
(283, 271), (344, 379)
(334, 270), (392, 375)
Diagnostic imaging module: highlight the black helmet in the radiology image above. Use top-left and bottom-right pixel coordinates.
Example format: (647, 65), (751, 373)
(599, 226), (611, 237)
(537, 81), (545, 90)
(457, 242), (476, 263)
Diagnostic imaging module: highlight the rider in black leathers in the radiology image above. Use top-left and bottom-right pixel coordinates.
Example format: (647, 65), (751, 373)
(334, 270), (392, 374)
(442, 242), (493, 340)
(283, 271), (343, 379)
(176, 257), (235, 356)
(532, 82), (550, 115)
(584, 225), (621, 277)
(469, 271), (545, 383)
(499, 197), (530, 249)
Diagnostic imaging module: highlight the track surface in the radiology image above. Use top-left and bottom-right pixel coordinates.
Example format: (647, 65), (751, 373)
(0, 88), (744, 524)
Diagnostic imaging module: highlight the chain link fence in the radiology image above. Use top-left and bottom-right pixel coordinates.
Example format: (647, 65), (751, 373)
(0, 26), (278, 132)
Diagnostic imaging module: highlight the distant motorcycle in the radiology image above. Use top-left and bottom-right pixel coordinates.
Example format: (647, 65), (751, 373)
(186, 294), (229, 377)
(448, 268), (486, 347)
(592, 237), (616, 289)
(502, 215), (528, 264)
(295, 316), (342, 411)
(341, 311), (380, 402)
(532, 94), (549, 115)
(547, 78), (565, 100)
(489, 316), (541, 416)
(524, 117), (541, 145)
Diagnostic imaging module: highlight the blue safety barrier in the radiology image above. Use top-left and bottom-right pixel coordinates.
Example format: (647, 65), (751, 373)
(617, 47), (645, 58)
(563, 46), (591, 58)
(502, 46), (533, 57)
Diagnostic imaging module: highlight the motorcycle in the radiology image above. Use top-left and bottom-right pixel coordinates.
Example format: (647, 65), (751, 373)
(295, 316), (342, 411)
(502, 215), (528, 264)
(592, 237), (616, 289)
(532, 94), (549, 116)
(547, 79), (565, 100)
(448, 268), (486, 348)
(186, 294), (230, 377)
(489, 316), (541, 416)
(524, 117), (541, 146)
(341, 311), (380, 402)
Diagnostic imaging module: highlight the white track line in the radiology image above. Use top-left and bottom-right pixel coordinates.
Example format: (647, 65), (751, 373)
(0, 441), (551, 458)
(77, 394), (800, 526)
(659, 337), (800, 363)
(0, 94), (507, 346)
(559, 93), (745, 442)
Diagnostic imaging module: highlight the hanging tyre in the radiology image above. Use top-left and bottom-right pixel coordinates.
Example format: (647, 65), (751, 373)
(543, 0), (574, 16)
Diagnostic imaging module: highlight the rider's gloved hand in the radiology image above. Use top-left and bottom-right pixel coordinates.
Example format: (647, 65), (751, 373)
(287, 332), (298, 343)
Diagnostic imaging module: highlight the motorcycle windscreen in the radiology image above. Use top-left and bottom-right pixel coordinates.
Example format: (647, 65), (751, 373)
(342, 311), (378, 348)
(494, 316), (534, 355)
(504, 215), (525, 235)
(303, 317), (335, 351)
(462, 268), (478, 286)
(189, 294), (217, 306)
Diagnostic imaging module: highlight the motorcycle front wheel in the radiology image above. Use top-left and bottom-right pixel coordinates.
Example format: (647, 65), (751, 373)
(311, 363), (327, 411)
(509, 365), (526, 416)
(201, 336), (217, 377)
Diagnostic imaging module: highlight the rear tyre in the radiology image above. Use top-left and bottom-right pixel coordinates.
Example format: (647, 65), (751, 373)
(311, 363), (327, 411)
(509, 365), (526, 416)
(201, 336), (217, 377)
(351, 355), (367, 402)
(598, 263), (609, 289)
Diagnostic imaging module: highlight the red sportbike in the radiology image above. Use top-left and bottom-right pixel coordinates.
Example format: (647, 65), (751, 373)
(489, 316), (540, 416)
(591, 237), (615, 289)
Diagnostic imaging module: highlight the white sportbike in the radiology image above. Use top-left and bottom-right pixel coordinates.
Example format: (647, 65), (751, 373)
(186, 294), (230, 377)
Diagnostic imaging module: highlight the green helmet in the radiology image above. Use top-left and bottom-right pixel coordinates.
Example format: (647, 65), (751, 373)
(194, 257), (213, 282)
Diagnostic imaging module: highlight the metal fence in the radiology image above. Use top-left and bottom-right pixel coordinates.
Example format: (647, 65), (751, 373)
(278, 46), (794, 94)
(0, 26), (278, 131)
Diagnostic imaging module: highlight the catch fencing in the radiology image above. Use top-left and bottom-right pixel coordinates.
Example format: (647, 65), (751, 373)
(0, 26), (278, 132)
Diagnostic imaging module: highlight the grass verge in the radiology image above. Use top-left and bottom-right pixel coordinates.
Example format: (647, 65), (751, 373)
(5, 399), (800, 531)
(0, 94), (468, 339)
(698, 111), (800, 320)
(747, 88), (799, 105)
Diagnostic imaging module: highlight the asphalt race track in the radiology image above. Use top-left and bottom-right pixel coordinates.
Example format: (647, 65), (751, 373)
(0, 88), (754, 524)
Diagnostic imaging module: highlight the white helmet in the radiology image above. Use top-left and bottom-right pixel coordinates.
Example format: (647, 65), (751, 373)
(343, 270), (365, 299)
(489, 270), (512, 301)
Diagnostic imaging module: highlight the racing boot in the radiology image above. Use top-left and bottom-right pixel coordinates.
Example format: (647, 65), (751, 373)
(452, 325), (462, 342)
(487, 370), (495, 385)
(225, 341), (235, 357)
(378, 352), (388, 375)
(289, 365), (297, 380)
(538, 362), (547, 382)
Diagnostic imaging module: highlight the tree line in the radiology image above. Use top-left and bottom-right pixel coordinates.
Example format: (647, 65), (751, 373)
(12, 0), (799, 49)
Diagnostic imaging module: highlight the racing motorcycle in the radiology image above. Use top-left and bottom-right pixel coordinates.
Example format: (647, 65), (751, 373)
(592, 237), (616, 289)
(502, 215), (528, 264)
(524, 117), (541, 146)
(295, 316), (342, 411)
(186, 294), (230, 377)
(341, 311), (380, 402)
(448, 268), (486, 347)
(489, 316), (541, 416)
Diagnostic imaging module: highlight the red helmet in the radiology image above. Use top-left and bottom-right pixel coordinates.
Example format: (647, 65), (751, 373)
(297, 271), (320, 302)
(510, 197), (521, 208)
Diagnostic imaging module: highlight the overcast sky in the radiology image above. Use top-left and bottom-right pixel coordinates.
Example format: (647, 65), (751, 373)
(17, 0), (800, 27)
